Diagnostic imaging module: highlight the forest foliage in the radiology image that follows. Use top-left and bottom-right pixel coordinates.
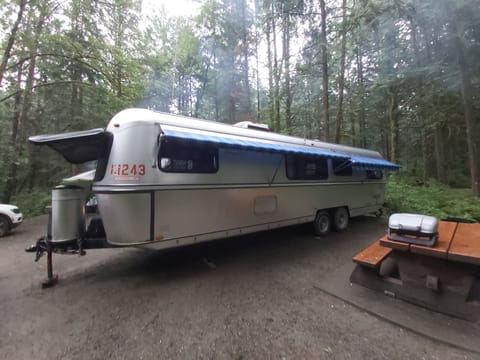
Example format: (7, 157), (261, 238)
(385, 176), (480, 222)
(0, 0), (479, 205)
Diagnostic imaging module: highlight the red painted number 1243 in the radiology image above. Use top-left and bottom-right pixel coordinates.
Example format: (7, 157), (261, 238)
(110, 164), (146, 176)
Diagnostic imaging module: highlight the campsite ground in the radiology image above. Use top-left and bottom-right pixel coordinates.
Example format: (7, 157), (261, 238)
(0, 215), (477, 359)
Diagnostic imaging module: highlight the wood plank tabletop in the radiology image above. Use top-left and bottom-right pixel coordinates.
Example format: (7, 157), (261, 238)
(352, 238), (392, 268)
(410, 221), (458, 259)
(447, 222), (480, 265)
(379, 235), (410, 252)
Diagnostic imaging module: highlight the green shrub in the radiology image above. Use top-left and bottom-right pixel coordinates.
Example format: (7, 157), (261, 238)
(12, 190), (51, 218)
(384, 175), (480, 222)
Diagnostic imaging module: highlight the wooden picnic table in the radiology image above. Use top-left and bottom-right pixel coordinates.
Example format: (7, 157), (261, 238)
(350, 220), (480, 320)
(379, 221), (480, 264)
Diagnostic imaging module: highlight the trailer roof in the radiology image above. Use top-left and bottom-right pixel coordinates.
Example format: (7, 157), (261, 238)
(107, 109), (399, 171)
(108, 109), (385, 159)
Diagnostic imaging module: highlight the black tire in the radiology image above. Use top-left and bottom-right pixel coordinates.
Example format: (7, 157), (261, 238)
(314, 210), (331, 236)
(0, 215), (10, 237)
(332, 207), (349, 232)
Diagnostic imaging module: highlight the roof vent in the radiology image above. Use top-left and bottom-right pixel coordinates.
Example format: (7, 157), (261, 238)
(234, 121), (270, 132)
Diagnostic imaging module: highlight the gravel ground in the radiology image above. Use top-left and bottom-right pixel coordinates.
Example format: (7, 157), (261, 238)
(0, 215), (476, 360)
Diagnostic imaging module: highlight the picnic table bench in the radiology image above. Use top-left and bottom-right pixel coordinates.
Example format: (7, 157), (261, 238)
(350, 220), (480, 320)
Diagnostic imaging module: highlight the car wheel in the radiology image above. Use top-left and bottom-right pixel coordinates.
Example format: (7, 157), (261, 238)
(333, 207), (349, 232)
(314, 210), (331, 236)
(0, 216), (10, 237)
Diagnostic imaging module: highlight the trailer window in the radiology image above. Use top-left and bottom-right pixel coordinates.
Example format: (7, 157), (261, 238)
(286, 155), (328, 180)
(332, 159), (352, 176)
(366, 170), (383, 179)
(158, 139), (218, 173)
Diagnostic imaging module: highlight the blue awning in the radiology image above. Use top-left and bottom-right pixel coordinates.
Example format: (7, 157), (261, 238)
(350, 155), (400, 171)
(161, 127), (350, 160)
(160, 126), (400, 170)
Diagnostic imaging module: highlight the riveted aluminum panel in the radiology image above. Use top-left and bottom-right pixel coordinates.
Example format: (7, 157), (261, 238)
(96, 192), (151, 245)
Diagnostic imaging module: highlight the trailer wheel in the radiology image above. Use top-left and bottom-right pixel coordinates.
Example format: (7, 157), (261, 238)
(333, 207), (349, 232)
(0, 215), (10, 237)
(314, 211), (331, 236)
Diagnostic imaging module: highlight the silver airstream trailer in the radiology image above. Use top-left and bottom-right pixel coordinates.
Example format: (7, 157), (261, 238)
(28, 108), (398, 261)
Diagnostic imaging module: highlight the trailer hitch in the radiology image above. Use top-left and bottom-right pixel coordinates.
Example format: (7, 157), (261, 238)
(25, 230), (111, 287)
(26, 238), (85, 257)
(25, 236), (48, 261)
(25, 237), (58, 288)
(26, 237), (85, 288)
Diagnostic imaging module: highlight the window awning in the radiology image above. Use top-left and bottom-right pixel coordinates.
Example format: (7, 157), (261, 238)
(29, 128), (113, 164)
(350, 155), (400, 171)
(161, 127), (350, 160)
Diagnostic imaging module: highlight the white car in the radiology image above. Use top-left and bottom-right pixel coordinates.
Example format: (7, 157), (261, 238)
(0, 204), (23, 237)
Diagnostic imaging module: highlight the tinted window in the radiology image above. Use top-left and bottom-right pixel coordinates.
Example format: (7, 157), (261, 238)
(332, 159), (352, 176)
(286, 155), (328, 180)
(159, 139), (218, 173)
(366, 170), (383, 179)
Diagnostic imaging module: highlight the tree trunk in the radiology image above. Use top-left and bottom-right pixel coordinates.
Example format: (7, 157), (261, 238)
(433, 125), (447, 183)
(349, 94), (356, 147)
(0, 0), (27, 87)
(254, 0), (261, 121)
(213, 51), (219, 121)
(240, 0), (251, 118)
(421, 127), (428, 182)
(228, 56), (236, 123)
(113, 3), (125, 98)
(265, 5), (274, 130)
(194, 63), (209, 118)
(70, 68), (82, 128)
(355, 47), (366, 148)
(449, 11), (480, 195)
(2, 65), (23, 203)
(335, 0), (347, 144)
(388, 88), (398, 164)
(3, 7), (45, 203)
(272, 1), (281, 132)
(27, 93), (47, 191)
(382, 129), (390, 161)
(458, 58), (479, 195)
(319, 0), (329, 141)
(283, 7), (292, 134)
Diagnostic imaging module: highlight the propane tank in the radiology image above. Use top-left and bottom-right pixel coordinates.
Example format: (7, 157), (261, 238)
(51, 186), (85, 243)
